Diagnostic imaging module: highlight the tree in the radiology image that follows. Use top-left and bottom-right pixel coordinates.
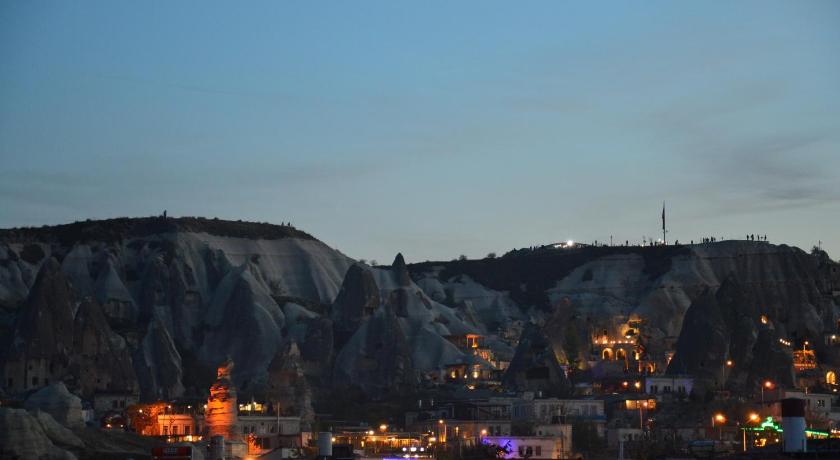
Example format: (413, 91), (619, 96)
(563, 322), (581, 366)
(458, 254), (468, 261)
(486, 252), (497, 259)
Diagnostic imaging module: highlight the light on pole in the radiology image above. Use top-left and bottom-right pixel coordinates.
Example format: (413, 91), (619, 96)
(712, 413), (725, 441)
(761, 380), (774, 403)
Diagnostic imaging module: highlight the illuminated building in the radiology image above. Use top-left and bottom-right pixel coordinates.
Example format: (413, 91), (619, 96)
(482, 434), (573, 460)
(793, 343), (817, 371)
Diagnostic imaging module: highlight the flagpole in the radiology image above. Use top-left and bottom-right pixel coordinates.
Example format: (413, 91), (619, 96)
(662, 202), (666, 245)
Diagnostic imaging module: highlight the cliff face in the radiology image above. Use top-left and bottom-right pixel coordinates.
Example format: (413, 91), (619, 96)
(1, 217), (837, 404)
(0, 218), (354, 400)
(411, 241), (840, 390)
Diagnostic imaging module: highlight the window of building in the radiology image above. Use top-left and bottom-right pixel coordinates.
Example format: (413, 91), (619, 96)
(163, 426), (168, 435)
(535, 446), (542, 456)
(31, 376), (39, 386)
(119, 400), (125, 408)
(185, 425), (191, 435)
(172, 425), (179, 435)
(112, 400), (118, 408)
(817, 399), (826, 407)
(7, 378), (12, 387)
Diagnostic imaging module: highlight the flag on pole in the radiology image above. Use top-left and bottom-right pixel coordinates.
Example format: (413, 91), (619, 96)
(662, 202), (665, 231)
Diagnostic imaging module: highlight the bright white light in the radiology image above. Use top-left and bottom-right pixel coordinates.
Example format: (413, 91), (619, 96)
(402, 448), (407, 452)
(566, 240), (574, 247)
(410, 447), (417, 452)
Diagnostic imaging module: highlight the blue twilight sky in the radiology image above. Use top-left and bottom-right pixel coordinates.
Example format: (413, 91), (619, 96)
(2, 1), (839, 263)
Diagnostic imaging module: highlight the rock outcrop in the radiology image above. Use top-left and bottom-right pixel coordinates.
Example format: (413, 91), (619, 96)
(24, 382), (84, 428)
(0, 407), (78, 460)
(331, 263), (380, 348)
(267, 342), (315, 424)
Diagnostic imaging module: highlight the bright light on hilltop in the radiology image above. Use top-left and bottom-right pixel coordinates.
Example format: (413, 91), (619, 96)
(566, 240), (574, 247)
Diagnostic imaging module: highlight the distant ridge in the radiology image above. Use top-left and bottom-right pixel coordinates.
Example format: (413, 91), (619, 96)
(0, 216), (316, 244)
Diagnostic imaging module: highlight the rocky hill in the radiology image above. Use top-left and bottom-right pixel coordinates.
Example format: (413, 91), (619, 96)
(1, 217), (838, 412)
(410, 241), (840, 393)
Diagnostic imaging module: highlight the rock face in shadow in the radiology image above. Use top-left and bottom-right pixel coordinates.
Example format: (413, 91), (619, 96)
(331, 263), (380, 349)
(2, 259), (139, 399)
(136, 317), (184, 401)
(267, 342), (315, 424)
(503, 323), (571, 395)
(73, 298), (137, 397)
(0, 407), (78, 460)
(667, 278), (796, 390)
(333, 303), (417, 396)
(24, 382), (84, 429)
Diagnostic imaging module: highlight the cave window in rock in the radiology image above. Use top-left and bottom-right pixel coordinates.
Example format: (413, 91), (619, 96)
(827, 371), (836, 385)
(602, 348), (613, 361)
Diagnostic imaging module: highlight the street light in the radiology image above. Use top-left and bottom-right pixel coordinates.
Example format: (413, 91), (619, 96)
(639, 401), (648, 430)
(721, 360), (734, 388)
(744, 413), (760, 451)
(761, 380), (774, 403)
(713, 413), (726, 440)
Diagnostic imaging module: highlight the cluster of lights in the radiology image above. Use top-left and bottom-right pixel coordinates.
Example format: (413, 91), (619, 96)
(596, 339), (635, 345)
(401, 447), (425, 452)
(778, 338), (792, 347)
(238, 402), (264, 412)
(620, 381), (642, 389)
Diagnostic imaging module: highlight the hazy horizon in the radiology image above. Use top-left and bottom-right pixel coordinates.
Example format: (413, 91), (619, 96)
(2, 1), (839, 263)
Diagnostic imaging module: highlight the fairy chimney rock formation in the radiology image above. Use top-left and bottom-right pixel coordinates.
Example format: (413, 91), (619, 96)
(206, 358), (238, 440)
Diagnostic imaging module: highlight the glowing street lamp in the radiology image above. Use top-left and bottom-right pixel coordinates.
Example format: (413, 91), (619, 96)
(713, 414), (726, 440)
(638, 401), (649, 430)
(379, 424), (388, 433)
(761, 380), (774, 403)
(748, 413), (759, 422)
